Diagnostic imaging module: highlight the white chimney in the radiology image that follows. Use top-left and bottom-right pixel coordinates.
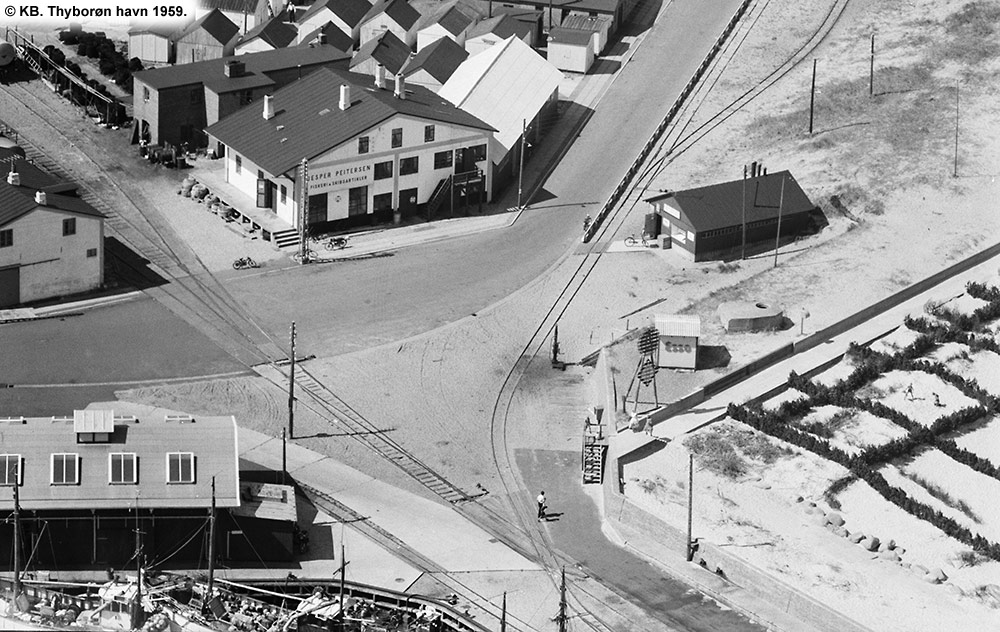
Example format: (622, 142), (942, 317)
(263, 94), (275, 120)
(394, 74), (405, 99)
(374, 64), (385, 89)
(339, 84), (351, 111)
(34, 190), (47, 205)
(6, 167), (19, 187)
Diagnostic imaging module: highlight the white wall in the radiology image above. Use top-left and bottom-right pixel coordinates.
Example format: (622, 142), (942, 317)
(0, 208), (103, 303)
(546, 41), (592, 73)
(417, 24), (466, 51)
(128, 33), (171, 65)
(360, 15), (416, 48)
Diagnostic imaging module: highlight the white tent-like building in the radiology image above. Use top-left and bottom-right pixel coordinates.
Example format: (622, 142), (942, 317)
(438, 35), (562, 194)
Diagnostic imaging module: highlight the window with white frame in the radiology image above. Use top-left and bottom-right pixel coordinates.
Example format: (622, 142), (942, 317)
(0, 454), (21, 486)
(166, 452), (195, 484)
(109, 453), (137, 484)
(51, 453), (79, 485)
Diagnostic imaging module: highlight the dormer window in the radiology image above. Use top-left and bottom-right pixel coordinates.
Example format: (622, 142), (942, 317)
(74, 409), (114, 444)
(0, 454), (21, 486)
(166, 452), (195, 484)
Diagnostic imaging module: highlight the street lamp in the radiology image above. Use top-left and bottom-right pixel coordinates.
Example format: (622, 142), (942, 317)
(517, 119), (530, 211)
(800, 308), (810, 335)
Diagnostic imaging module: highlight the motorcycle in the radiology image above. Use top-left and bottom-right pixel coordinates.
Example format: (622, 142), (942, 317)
(233, 256), (259, 270)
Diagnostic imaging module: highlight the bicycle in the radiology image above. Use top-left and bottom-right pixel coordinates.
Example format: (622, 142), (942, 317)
(232, 256), (259, 270)
(292, 249), (319, 264)
(624, 234), (650, 247)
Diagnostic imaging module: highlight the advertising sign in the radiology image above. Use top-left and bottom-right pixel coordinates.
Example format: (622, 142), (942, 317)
(307, 163), (373, 194)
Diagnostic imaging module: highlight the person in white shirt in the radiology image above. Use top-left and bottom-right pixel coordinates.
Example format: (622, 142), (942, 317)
(537, 491), (546, 521)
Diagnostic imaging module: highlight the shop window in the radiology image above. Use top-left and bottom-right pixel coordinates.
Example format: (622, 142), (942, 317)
(109, 453), (137, 484)
(391, 127), (402, 148)
(424, 125), (435, 142)
(166, 452), (195, 484)
(63, 218), (76, 236)
(0, 229), (11, 248)
(470, 144), (487, 162)
(348, 186), (368, 216)
(399, 156), (418, 175)
(373, 192), (393, 212)
(0, 454), (21, 486)
(374, 161), (393, 180)
(51, 453), (79, 485)
(358, 136), (370, 154)
(434, 151), (452, 169)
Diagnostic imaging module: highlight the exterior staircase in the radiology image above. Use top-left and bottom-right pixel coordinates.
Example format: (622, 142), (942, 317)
(272, 228), (300, 250)
(582, 442), (605, 484)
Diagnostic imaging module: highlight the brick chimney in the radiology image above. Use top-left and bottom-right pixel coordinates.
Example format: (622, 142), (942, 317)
(224, 60), (245, 77)
(339, 84), (351, 111)
(263, 94), (275, 120)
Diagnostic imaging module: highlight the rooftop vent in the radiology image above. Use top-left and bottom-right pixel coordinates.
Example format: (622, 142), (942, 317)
(225, 60), (246, 77)
(394, 74), (405, 100)
(6, 166), (19, 186)
(165, 414), (196, 423)
(34, 190), (47, 205)
(319, 107), (331, 116)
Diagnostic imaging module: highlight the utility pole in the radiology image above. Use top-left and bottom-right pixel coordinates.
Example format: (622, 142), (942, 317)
(132, 506), (145, 630)
(281, 428), (288, 485)
(288, 321), (296, 440)
(500, 592), (507, 632)
(205, 477), (217, 616)
(517, 119), (527, 211)
(954, 82), (960, 178)
(556, 567), (568, 632)
(741, 165), (747, 260)
(686, 453), (694, 561)
(808, 58), (817, 134)
(297, 159), (308, 263)
(338, 540), (346, 623)
(869, 33), (875, 96)
(12, 482), (22, 610)
(773, 175), (786, 268)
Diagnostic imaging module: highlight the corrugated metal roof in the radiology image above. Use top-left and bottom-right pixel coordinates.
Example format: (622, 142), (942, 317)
(558, 13), (611, 31)
(655, 314), (701, 338)
(177, 8), (240, 44)
(239, 15), (298, 49)
(547, 27), (592, 45)
(402, 36), (468, 83)
(362, 0), (421, 30)
(205, 66), (494, 177)
(73, 409), (115, 434)
(0, 410), (240, 511)
(299, 0), (371, 29)
(297, 21), (354, 52)
(438, 36), (561, 153)
(645, 171), (816, 232)
(231, 481), (296, 522)
(134, 45), (350, 90)
(350, 30), (411, 74)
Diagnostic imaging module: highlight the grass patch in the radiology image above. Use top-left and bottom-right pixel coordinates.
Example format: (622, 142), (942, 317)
(941, 1), (1000, 64)
(823, 474), (856, 510)
(685, 425), (792, 479)
(902, 470), (982, 523)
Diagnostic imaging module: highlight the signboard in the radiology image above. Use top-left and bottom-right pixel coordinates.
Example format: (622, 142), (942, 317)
(306, 163), (373, 194)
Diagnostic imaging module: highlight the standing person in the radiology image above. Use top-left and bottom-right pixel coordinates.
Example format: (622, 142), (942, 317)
(537, 491), (546, 522)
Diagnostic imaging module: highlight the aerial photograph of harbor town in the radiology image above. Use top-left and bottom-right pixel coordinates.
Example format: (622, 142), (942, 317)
(2, 0), (1000, 629)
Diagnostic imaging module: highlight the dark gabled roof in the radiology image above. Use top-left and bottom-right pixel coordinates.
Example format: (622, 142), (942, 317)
(401, 36), (467, 83)
(176, 9), (240, 45)
(197, 0), (256, 13)
(128, 23), (180, 37)
(547, 27), (592, 45)
(644, 171), (816, 232)
(239, 14), (298, 49)
(362, 0), (420, 30)
(297, 21), (354, 53)
(205, 66), (494, 176)
(299, 0), (370, 28)
(134, 45), (350, 90)
(351, 30), (411, 75)
(204, 71), (275, 93)
(467, 14), (530, 40)
(0, 159), (102, 227)
(420, 2), (474, 36)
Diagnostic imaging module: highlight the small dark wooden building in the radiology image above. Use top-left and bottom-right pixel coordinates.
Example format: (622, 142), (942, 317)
(644, 170), (824, 262)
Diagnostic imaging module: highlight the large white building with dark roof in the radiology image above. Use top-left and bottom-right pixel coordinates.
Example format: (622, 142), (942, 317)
(205, 66), (496, 230)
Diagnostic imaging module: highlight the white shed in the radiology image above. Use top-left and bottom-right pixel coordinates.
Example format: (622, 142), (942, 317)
(655, 314), (700, 370)
(546, 27), (594, 73)
(558, 14), (611, 55)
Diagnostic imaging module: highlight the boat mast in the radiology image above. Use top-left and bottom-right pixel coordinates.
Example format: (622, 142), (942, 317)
(12, 482), (23, 610)
(338, 540), (345, 619)
(132, 498), (145, 630)
(205, 476), (217, 616)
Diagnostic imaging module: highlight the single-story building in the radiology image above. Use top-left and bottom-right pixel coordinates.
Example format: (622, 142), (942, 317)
(416, 1), (478, 51)
(359, 0), (421, 49)
(132, 45), (351, 149)
(235, 13), (299, 55)
(557, 13), (611, 54)
(175, 9), (241, 64)
(654, 314), (700, 369)
(205, 67), (496, 232)
(546, 27), (594, 73)
(296, 0), (372, 46)
(0, 160), (104, 307)
(438, 35), (561, 196)
(128, 23), (182, 66)
(194, 0), (277, 34)
(401, 36), (468, 92)
(463, 13), (533, 56)
(644, 170), (824, 262)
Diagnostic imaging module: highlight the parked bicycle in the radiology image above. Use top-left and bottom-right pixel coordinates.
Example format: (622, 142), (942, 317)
(232, 256), (259, 270)
(624, 234), (651, 247)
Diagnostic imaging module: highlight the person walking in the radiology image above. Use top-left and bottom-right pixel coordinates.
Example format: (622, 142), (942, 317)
(537, 491), (546, 522)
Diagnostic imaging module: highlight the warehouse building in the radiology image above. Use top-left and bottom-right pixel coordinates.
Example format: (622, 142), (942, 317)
(359, 0), (422, 49)
(401, 36), (468, 92)
(296, 0), (372, 45)
(438, 35), (561, 195)
(644, 170), (824, 262)
(416, 1), (479, 51)
(175, 9), (241, 64)
(0, 160), (104, 308)
(205, 67), (495, 232)
(234, 13), (299, 55)
(132, 45), (350, 149)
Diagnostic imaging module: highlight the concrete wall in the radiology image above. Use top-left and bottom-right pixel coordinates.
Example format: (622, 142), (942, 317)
(0, 208), (103, 304)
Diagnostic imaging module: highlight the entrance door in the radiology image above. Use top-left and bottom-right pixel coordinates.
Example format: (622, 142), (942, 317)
(348, 186), (368, 217)
(0, 266), (19, 308)
(307, 192), (328, 226)
(399, 188), (418, 217)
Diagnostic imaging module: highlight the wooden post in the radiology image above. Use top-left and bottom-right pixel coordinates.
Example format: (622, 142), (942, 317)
(954, 82), (959, 178)
(773, 175), (786, 268)
(556, 567), (567, 632)
(686, 453), (694, 561)
(869, 33), (875, 97)
(12, 483), (22, 608)
(282, 428), (288, 485)
(288, 322), (296, 439)
(500, 592), (507, 632)
(205, 477), (216, 615)
(740, 165), (747, 260)
(517, 119), (527, 210)
(808, 58), (817, 134)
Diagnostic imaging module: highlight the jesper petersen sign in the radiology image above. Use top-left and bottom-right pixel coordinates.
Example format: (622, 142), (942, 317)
(306, 163), (373, 193)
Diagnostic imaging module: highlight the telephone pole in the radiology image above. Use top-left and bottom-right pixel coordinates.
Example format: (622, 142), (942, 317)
(288, 321), (296, 439)
(773, 175), (786, 268)
(556, 567), (568, 632)
(741, 165), (747, 260)
(517, 119), (527, 211)
(808, 58), (817, 134)
(686, 453), (694, 561)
